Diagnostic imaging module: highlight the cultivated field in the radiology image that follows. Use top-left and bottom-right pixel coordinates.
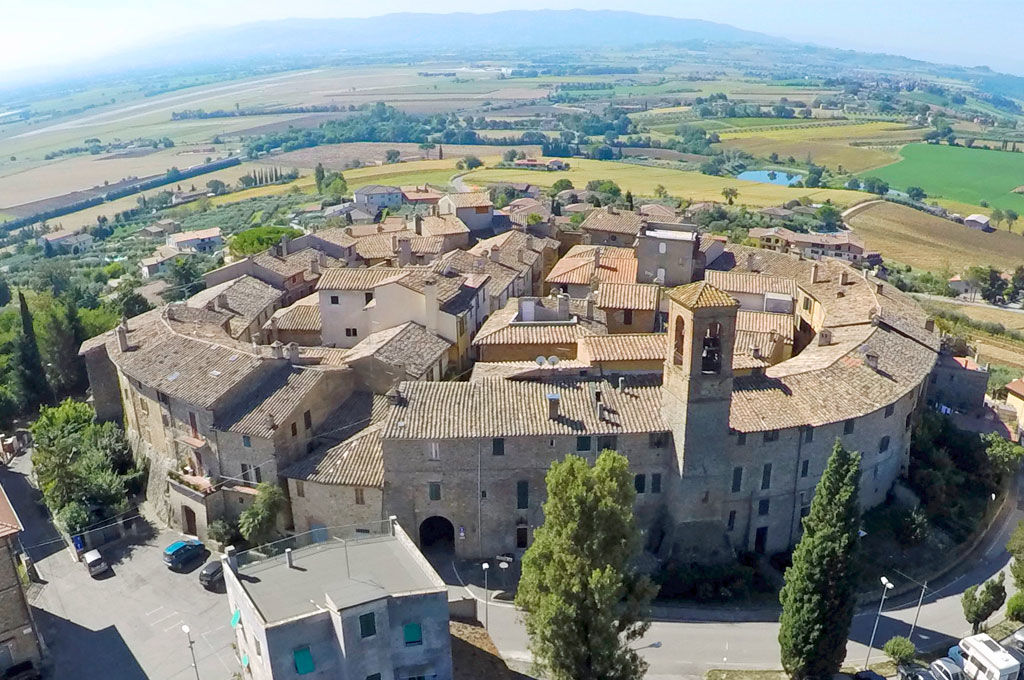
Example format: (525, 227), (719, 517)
(716, 120), (915, 141)
(919, 299), (1024, 332)
(845, 201), (1024, 271)
(465, 158), (866, 207)
(719, 137), (897, 172)
(863, 143), (1024, 213)
(257, 142), (540, 170)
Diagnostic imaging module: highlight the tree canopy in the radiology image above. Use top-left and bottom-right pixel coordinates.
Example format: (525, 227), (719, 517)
(229, 226), (302, 257)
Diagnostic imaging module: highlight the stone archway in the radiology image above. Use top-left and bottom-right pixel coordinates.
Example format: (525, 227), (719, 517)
(418, 515), (455, 553)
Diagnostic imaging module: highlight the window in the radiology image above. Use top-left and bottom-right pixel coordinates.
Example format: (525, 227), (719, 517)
(623, 309), (633, 325)
(364, 291), (374, 305)
(158, 391), (170, 405)
(701, 322), (722, 374)
(884, 404), (895, 418)
(428, 483), (441, 501)
(727, 510), (736, 531)
(492, 438), (505, 456)
(800, 459), (809, 478)
(763, 430), (779, 443)
(649, 432), (667, 448)
(303, 410), (312, 430)
(330, 295), (339, 305)
(906, 413), (913, 430)
(634, 474), (646, 494)
(737, 432), (746, 446)
(367, 675), (382, 680)
(359, 612), (376, 638)
(291, 422), (298, 437)
(295, 480), (304, 498)
(804, 427), (814, 443)
(428, 442), (439, 460)
(403, 622), (423, 646)
(879, 436), (890, 453)
(293, 646), (315, 675)
(651, 473), (662, 494)
(731, 467), (743, 493)
(597, 435), (617, 451)
(576, 436), (591, 452)
(241, 463), (253, 484)
(242, 435), (251, 448)
(758, 499), (770, 516)
(345, 328), (358, 337)
(761, 463), (772, 490)
(355, 488), (365, 505)
(517, 480), (529, 509)
(844, 419), (855, 434)
(802, 297), (811, 311)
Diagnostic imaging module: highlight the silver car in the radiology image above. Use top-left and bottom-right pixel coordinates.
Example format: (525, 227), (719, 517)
(931, 657), (966, 680)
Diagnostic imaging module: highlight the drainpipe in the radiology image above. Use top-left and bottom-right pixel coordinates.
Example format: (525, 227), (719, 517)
(788, 427), (806, 548)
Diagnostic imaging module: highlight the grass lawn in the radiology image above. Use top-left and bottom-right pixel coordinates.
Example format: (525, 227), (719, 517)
(464, 158), (866, 207)
(863, 143), (1024, 213)
(846, 201), (1024, 272)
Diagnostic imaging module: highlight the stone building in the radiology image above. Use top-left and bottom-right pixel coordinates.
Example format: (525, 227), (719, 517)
(927, 354), (989, 412)
(596, 282), (662, 333)
(0, 485), (41, 676)
(472, 295), (607, 362)
(545, 245), (638, 298)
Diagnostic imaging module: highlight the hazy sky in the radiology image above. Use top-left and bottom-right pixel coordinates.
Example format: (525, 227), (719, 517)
(3, 0), (1023, 76)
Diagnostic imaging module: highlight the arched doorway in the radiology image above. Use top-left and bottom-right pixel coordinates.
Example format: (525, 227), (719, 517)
(419, 516), (455, 553)
(182, 506), (197, 536)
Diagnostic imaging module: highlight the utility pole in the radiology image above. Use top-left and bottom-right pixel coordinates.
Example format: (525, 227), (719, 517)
(182, 625), (200, 680)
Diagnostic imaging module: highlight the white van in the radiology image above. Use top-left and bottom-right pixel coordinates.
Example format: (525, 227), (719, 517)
(82, 549), (109, 577)
(960, 634), (1020, 680)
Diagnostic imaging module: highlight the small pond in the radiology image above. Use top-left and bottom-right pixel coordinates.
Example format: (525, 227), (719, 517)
(736, 170), (804, 186)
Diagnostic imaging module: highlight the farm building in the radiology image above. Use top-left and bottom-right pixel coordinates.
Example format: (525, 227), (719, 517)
(965, 214), (994, 232)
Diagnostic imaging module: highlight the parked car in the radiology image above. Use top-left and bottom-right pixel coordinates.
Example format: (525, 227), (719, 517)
(948, 646), (964, 667)
(198, 561), (223, 589)
(932, 658), (966, 680)
(82, 549), (109, 577)
(163, 539), (204, 570)
(1011, 630), (1024, 652)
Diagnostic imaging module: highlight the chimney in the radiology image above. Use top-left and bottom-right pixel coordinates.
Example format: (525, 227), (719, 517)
(423, 278), (438, 333)
(810, 263), (819, 284)
(593, 247), (602, 271)
(750, 345), (762, 360)
(414, 214), (423, 235)
(490, 247), (500, 263)
(618, 376), (625, 391)
(345, 227), (353, 236)
(875, 282), (884, 294)
(526, 235), (535, 252)
(818, 328), (833, 346)
(215, 292), (229, 310)
(115, 322), (129, 352)
(517, 248), (525, 263)
(519, 298), (536, 322)
(270, 340), (285, 359)
(864, 352), (879, 370)
(391, 234), (398, 251)
(925, 318), (935, 332)
(281, 235), (290, 256)
(397, 236), (412, 266)
(287, 342), (300, 363)
(264, 412), (277, 431)
(556, 293), (570, 319)
(310, 257), (321, 275)
(840, 270), (850, 285)
(547, 393), (560, 420)
(285, 548), (294, 568)
(269, 316), (279, 342)
(749, 254), (761, 272)
(376, 224), (383, 233)
(585, 295), (595, 320)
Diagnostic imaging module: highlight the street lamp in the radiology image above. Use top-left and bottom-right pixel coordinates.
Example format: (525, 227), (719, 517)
(864, 576), (894, 670)
(499, 560), (509, 592)
(182, 624), (200, 680)
(481, 562), (490, 629)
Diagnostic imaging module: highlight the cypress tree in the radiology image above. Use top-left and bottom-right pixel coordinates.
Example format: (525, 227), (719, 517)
(779, 439), (862, 680)
(11, 292), (52, 409)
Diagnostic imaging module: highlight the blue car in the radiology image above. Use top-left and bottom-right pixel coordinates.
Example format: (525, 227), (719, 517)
(163, 539), (204, 570)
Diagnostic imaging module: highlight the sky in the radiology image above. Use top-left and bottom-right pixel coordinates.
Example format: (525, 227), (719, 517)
(2, 0), (1023, 77)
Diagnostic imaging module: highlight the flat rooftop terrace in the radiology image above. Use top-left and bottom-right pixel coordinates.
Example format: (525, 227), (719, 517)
(237, 535), (443, 623)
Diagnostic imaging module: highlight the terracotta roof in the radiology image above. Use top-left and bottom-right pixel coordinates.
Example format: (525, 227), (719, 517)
(473, 297), (607, 347)
(736, 310), (794, 341)
(577, 334), (665, 362)
(418, 215), (469, 237)
(168, 227), (221, 245)
(187, 276), (283, 338)
(344, 322), (451, 379)
(471, 229), (559, 256)
(579, 208), (644, 236)
(253, 248), (341, 278)
(1007, 379), (1024, 399)
(382, 377), (667, 439)
(664, 281), (738, 309)
(216, 366), (327, 438)
(0, 484), (22, 540)
(432, 250), (521, 301)
(444, 192), (492, 209)
(267, 304), (322, 333)
(312, 227), (357, 248)
(705, 270), (797, 297)
(354, 232), (444, 261)
(596, 282), (660, 311)
(317, 268), (407, 291)
(401, 185), (444, 202)
(546, 246), (638, 286)
(639, 204), (678, 219)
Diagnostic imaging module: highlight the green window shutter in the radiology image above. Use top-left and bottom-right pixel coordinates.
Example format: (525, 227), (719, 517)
(293, 646), (315, 675)
(403, 622), (423, 646)
(359, 612), (376, 638)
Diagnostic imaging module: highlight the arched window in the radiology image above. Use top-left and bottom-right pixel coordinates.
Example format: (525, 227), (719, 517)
(673, 316), (686, 365)
(701, 322), (722, 374)
(879, 436), (890, 453)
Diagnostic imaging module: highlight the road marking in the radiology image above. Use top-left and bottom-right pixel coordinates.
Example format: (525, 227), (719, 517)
(150, 611), (179, 625)
(145, 606), (165, 616)
(163, 619), (186, 633)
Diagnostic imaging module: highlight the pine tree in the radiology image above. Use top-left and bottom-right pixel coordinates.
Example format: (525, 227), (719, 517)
(516, 450), (655, 680)
(11, 292), (52, 409)
(779, 439), (862, 680)
(314, 162), (325, 193)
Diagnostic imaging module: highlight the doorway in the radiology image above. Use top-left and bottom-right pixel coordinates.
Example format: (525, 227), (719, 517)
(182, 506), (197, 536)
(418, 516), (455, 552)
(754, 526), (768, 554)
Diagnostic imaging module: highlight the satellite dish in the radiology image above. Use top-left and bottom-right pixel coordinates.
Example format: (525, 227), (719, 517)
(547, 356), (560, 366)
(535, 356), (547, 366)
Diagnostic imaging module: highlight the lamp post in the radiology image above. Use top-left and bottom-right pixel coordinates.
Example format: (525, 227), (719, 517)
(864, 576), (894, 670)
(182, 624), (200, 680)
(482, 562), (490, 629)
(499, 560), (509, 593)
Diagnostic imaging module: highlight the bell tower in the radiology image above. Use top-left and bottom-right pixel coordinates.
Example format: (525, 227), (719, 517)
(660, 281), (738, 477)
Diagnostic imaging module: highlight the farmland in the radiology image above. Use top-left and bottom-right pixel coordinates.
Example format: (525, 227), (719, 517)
(845, 201), (1024, 272)
(464, 157), (866, 207)
(718, 137), (898, 172)
(862, 143), (1024, 213)
(256, 142), (539, 171)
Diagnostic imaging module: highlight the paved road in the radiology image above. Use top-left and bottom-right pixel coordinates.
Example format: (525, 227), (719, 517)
(2, 455), (236, 680)
(451, 476), (1024, 679)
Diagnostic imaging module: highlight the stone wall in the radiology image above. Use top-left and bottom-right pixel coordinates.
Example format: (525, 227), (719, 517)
(287, 478), (384, 534)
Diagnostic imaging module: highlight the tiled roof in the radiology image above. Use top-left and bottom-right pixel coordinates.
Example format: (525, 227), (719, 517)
(0, 484), (22, 539)
(355, 184), (402, 196)
(705, 270), (798, 297)
(382, 377), (667, 439)
(344, 322), (451, 379)
(168, 227), (221, 244)
(596, 282), (660, 311)
(268, 304), (322, 333)
(736, 310), (794, 341)
(577, 334), (665, 362)
(394, 268), (476, 315)
(546, 246), (638, 286)
(471, 229), (559, 256)
(253, 248), (341, 278)
(748, 226), (865, 249)
(187, 276), (282, 337)
(444, 192), (492, 208)
(1007, 379), (1024, 399)
(354, 232), (443, 260)
(579, 209), (644, 236)
(664, 281), (738, 309)
(433, 250), (521, 301)
(216, 366), (327, 438)
(317, 267), (407, 291)
(418, 215), (469, 237)
(469, 359), (590, 381)
(473, 297), (607, 347)
(312, 227), (357, 248)
(639, 204), (677, 219)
